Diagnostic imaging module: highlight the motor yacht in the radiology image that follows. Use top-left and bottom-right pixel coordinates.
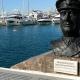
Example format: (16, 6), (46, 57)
(37, 18), (52, 25)
(6, 13), (23, 26)
(52, 14), (60, 24)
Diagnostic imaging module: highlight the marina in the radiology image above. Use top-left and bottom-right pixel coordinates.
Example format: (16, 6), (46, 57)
(0, 10), (60, 26)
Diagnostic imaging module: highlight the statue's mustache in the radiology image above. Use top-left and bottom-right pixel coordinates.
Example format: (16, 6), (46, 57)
(63, 27), (70, 31)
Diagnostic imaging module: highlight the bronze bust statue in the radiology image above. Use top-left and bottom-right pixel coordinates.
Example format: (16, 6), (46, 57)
(52, 0), (80, 57)
(56, 0), (80, 37)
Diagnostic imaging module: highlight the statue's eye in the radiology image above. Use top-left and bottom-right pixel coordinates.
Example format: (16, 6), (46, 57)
(60, 10), (66, 15)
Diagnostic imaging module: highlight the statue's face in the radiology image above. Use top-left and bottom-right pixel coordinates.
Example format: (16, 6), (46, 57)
(59, 7), (80, 37)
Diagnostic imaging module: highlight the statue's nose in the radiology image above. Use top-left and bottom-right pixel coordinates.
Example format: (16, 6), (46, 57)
(64, 12), (70, 21)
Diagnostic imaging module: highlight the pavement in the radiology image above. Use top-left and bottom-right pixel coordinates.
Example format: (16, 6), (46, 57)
(0, 67), (79, 80)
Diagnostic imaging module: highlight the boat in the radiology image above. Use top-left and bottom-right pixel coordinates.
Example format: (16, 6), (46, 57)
(22, 16), (37, 25)
(37, 18), (52, 25)
(6, 13), (23, 26)
(52, 14), (60, 24)
(0, 15), (7, 26)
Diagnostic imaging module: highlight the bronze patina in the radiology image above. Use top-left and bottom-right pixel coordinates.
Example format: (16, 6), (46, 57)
(56, 0), (80, 37)
(52, 0), (80, 57)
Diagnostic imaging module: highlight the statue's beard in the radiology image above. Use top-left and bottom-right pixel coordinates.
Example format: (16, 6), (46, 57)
(62, 26), (70, 31)
(63, 37), (80, 49)
(62, 28), (73, 37)
(62, 37), (80, 57)
(61, 27), (80, 37)
(61, 22), (80, 37)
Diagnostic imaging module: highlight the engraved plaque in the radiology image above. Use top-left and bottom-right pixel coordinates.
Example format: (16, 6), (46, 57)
(54, 59), (78, 75)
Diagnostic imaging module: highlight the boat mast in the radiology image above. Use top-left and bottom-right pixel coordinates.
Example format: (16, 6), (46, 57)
(28, 0), (29, 15)
(1, 0), (5, 20)
(22, 0), (29, 15)
(1, 0), (4, 16)
(22, 0), (25, 14)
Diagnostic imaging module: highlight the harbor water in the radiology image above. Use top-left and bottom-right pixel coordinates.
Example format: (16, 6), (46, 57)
(0, 24), (63, 68)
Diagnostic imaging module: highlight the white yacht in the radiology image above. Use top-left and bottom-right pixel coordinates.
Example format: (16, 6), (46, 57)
(6, 13), (23, 26)
(52, 14), (60, 24)
(37, 18), (52, 25)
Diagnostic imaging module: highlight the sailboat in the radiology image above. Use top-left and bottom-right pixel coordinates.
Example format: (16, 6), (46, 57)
(22, 0), (37, 25)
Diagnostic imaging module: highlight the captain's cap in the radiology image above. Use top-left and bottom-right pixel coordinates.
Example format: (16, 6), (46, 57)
(56, 0), (80, 11)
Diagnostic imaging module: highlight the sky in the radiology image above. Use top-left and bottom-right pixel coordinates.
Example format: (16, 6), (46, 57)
(0, 0), (57, 13)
